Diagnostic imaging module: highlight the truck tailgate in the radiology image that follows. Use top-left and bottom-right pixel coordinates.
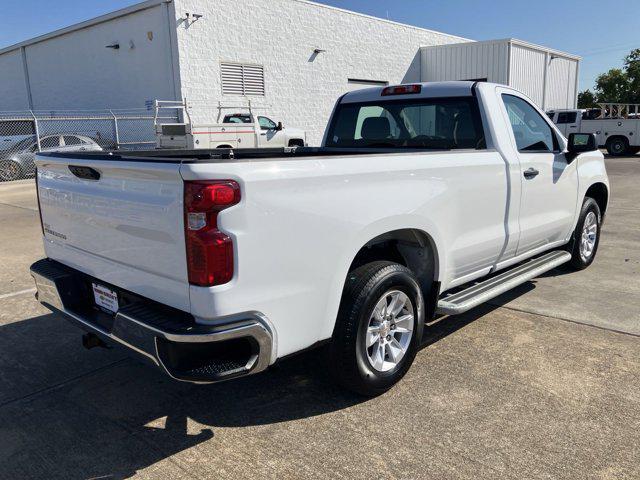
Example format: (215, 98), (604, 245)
(35, 154), (190, 312)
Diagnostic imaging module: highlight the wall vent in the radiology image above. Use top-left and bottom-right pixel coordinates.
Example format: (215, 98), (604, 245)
(221, 62), (265, 96)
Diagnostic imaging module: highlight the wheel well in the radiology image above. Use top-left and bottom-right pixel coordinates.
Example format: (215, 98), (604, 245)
(585, 183), (608, 215)
(349, 229), (438, 306)
(216, 144), (233, 149)
(288, 139), (304, 147)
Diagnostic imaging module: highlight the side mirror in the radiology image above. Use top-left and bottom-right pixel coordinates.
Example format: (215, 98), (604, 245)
(567, 133), (597, 157)
(276, 122), (283, 131)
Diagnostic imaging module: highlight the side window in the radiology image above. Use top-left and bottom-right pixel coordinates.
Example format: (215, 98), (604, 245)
(63, 136), (83, 146)
(258, 116), (277, 130)
(40, 136), (60, 150)
(502, 95), (557, 152)
(557, 112), (577, 124)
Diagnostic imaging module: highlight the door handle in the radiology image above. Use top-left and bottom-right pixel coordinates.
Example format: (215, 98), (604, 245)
(523, 168), (539, 179)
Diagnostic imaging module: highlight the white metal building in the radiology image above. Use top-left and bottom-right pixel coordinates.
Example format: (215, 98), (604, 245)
(0, 0), (580, 145)
(421, 39), (580, 112)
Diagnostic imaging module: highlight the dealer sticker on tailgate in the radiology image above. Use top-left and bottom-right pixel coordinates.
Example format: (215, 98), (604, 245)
(92, 283), (119, 314)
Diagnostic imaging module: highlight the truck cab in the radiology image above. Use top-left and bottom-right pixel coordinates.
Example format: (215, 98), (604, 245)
(222, 113), (306, 148)
(546, 109), (584, 137)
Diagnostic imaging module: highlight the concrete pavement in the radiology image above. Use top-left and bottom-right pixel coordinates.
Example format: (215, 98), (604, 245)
(0, 158), (638, 479)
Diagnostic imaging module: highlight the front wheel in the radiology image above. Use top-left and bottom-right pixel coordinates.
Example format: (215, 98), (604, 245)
(329, 261), (424, 396)
(567, 197), (601, 270)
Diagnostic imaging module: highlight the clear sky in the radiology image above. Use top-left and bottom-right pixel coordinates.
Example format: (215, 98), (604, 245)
(1, 0), (638, 92)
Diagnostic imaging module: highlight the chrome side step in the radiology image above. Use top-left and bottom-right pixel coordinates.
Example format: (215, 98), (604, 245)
(436, 250), (571, 316)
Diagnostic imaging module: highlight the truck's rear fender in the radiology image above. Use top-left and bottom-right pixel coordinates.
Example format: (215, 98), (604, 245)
(317, 219), (445, 341)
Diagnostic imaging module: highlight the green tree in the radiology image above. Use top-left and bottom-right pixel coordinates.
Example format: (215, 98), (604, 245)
(594, 68), (630, 103)
(577, 89), (598, 108)
(623, 48), (640, 103)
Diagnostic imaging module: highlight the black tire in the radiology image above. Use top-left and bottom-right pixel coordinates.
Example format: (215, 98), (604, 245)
(288, 140), (304, 148)
(567, 197), (602, 270)
(606, 137), (629, 156)
(628, 146), (640, 155)
(329, 261), (425, 396)
(0, 160), (23, 182)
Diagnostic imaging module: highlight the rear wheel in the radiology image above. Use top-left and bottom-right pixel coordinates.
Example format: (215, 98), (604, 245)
(288, 139), (304, 148)
(329, 261), (424, 396)
(567, 197), (601, 270)
(606, 137), (629, 156)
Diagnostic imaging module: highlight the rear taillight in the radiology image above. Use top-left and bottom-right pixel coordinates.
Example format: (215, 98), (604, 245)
(184, 180), (241, 287)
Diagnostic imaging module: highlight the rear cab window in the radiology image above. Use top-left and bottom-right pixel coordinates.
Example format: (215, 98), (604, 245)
(325, 97), (486, 150)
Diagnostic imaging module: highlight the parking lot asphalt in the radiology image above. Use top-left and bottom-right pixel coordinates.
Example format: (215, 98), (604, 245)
(0, 157), (639, 479)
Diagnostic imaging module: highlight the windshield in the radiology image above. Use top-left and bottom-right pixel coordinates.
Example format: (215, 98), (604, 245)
(325, 97), (485, 149)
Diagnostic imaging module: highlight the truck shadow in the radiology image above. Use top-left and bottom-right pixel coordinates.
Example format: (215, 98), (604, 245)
(1, 283), (534, 479)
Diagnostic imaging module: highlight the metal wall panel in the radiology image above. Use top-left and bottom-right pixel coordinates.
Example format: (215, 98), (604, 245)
(421, 40), (509, 84)
(509, 44), (547, 107)
(545, 56), (578, 110)
(421, 40), (579, 110)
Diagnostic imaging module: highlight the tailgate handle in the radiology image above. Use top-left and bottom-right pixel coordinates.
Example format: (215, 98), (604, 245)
(69, 165), (101, 181)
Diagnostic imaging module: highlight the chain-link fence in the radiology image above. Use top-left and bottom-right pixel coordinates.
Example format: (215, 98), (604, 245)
(0, 109), (177, 182)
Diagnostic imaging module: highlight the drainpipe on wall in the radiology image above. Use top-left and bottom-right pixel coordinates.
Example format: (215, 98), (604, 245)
(573, 60), (580, 109)
(163, 0), (181, 102)
(21, 46), (34, 110)
(541, 51), (549, 111)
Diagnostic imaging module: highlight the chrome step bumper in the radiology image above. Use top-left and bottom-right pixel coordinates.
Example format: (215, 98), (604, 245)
(437, 251), (572, 315)
(30, 258), (273, 384)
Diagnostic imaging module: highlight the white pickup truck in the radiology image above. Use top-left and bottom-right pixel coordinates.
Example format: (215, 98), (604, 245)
(31, 82), (609, 396)
(547, 106), (640, 156)
(156, 103), (307, 150)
